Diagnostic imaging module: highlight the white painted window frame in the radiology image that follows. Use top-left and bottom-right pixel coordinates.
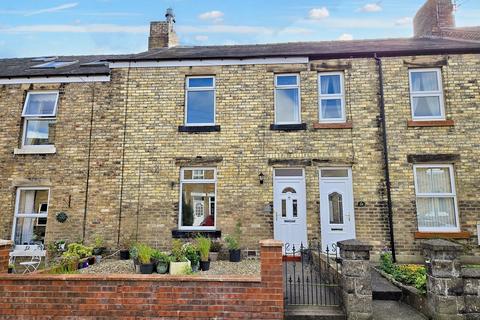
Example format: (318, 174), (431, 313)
(21, 91), (59, 149)
(318, 72), (346, 123)
(185, 76), (216, 126)
(413, 164), (460, 232)
(409, 68), (445, 120)
(274, 74), (301, 125)
(11, 187), (50, 252)
(179, 168), (217, 231)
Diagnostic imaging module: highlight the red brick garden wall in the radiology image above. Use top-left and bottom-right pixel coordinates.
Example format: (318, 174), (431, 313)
(0, 241), (12, 274)
(0, 239), (284, 319)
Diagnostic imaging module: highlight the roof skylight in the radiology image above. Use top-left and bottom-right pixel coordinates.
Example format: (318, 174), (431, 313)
(31, 56), (58, 62)
(31, 60), (78, 69)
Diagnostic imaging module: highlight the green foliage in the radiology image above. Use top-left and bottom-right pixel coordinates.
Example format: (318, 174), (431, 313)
(171, 239), (188, 262)
(224, 221), (242, 250)
(65, 243), (93, 259)
(137, 243), (154, 264)
(210, 241), (222, 252)
(380, 252), (427, 294)
(152, 250), (171, 264)
(129, 244), (139, 260)
(94, 236), (104, 248)
(183, 243), (200, 265)
(182, 264), (193, 275)
(196, 236), (211, 262)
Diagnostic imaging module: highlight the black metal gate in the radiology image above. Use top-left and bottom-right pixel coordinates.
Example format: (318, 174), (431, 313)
(283, 242), (342, 306)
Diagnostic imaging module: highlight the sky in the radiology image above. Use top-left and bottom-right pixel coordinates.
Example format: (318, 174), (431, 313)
(0, 0), (478, 58)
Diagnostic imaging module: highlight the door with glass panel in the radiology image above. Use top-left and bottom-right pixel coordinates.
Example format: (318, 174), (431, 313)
(319, 168), (356, 252)
(273, 169), (307, 253)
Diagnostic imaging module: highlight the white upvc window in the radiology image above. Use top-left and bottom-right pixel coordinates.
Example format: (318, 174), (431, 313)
(409, 68), (445, 120)
(274, 74), (301, 124)
(185, 76), (216, 126)
(413, 164), (459, 232)
(11, 187), (50, 252)
(21, 91), (59, 147)
(179, 168), (216, 230)
(318, 72), (345, 122)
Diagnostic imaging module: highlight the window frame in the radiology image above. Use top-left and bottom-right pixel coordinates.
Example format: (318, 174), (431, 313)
(179, 167), (217, 231)
(408, 68), (445, 121)
(274, 73), (301, 125)
(11, 187), (50, 251)
(413, 164), (460, 232)
(21, 91), (59, 148)
(184, 76), (216, 127)
(318, 72), (346, 123)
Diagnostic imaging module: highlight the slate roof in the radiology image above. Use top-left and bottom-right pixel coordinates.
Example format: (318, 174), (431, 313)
(0, 37), (479, 78)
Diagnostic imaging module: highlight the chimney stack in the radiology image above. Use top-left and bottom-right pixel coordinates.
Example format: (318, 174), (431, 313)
(148, 8), (179, 50)
(413, 0), (455, 38)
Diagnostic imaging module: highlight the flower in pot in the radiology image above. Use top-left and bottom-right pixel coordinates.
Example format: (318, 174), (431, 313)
(196, 236), (212, 271)
(225, 222), (242, 262)
(137, 243), (154, 274)
(210, 241), (222, 262)
(169, 239), (191, 275)
(152, 251), (170, 274)
(183, 243), (200, 272)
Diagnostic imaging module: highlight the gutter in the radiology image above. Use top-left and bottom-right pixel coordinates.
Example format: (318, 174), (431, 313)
(374, 53), (397, 262)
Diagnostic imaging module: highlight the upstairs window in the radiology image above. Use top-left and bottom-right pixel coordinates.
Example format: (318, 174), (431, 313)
(185, 76), (215, 126)
(318, 72), (345, 122)
(275, 74), (300, 124)
(409, 69), (445, 120)
(414, 165), (459, 232)
(22, 92), (58, 147)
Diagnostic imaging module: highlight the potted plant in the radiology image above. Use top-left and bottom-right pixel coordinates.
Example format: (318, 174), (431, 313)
(152, 250), (170, 274)
(183, 243), (200, 272)
(137, 244), (154, 274)
(119, 233), (133, 260)
(169, 239), (190, 275)
(196, 236), (212, 271)
(225, 222), (242, 262)
(210, 241), (222, 262)
(92, 236), (106, 256)
(8, 263), (14, 274)
(129, 244), (140, 273)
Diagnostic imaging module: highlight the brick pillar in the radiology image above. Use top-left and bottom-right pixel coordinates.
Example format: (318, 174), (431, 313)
(259, 239), (284, 317)
(338, 239), (373, 320)
(421, 239), (464, 320)
(0, 240), (13, 273)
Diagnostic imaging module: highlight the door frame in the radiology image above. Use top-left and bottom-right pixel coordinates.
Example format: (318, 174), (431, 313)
(318, 167), (356, 250)
(273, 168), (307, 248)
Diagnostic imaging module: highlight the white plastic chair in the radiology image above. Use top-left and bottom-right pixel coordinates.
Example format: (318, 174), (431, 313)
(19, 254), (42, 274)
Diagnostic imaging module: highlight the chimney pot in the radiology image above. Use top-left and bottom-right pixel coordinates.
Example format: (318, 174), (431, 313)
(148, 8), (178, 50)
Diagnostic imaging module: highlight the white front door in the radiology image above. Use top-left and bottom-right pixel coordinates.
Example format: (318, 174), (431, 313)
(273, 169), (307, 253)
(319, 168), (356, 252)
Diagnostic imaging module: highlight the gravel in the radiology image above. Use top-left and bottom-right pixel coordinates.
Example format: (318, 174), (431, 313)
(77, 259), (260, 276)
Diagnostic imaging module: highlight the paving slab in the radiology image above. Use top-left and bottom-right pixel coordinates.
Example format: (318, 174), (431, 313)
(373, 300), (427, 320)
(372, 268), (402, 301)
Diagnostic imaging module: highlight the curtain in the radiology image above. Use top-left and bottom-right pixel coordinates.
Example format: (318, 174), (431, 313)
(416, 167), (451, 193)
(413, 96), (441, 117)
(20, 191), (35, 245)
(411, 71), (438, 92)
(417, 197), (456, 229)
(320, 75), (341, 95)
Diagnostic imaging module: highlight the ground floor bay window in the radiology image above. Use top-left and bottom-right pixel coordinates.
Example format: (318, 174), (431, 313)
(180, 168), (216, 230)
(414, 165), (459, 232)
(11, 188), (49, 251)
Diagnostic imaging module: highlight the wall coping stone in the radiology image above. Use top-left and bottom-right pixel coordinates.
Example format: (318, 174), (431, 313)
(0, 240), (12, 246)
(337, 239), (372, 251)
(421, 239), (463, 252)
(461, 267), (480, 279)
(259, 239), (283, 247)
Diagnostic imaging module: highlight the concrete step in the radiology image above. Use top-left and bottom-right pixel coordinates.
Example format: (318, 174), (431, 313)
(285, 305), (346, 320)
(372, 268), (402, 301)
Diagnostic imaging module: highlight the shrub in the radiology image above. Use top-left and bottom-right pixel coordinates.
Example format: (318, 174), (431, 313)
(225, 221), (242, 250)
(379, 252), (426, 294)
(65, 243), (93, 259)
(129, 244), (139, 261)
(152, 250), (170, 264)
(171, 239), (187, 262)
(183, 243), (200, 265)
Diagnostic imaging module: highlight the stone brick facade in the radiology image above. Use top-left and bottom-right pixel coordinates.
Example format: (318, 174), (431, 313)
(0, 53), (478, 262)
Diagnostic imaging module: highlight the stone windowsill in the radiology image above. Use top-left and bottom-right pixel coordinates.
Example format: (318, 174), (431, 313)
(313, 121), (353, 129)
(414, 231), (471, 239)
(407, 120), (455, 127)
(178, 125), (220, 133)
(270, 123), (307, 131)
(171, 229), (221, 239)
(14, 145), (56, 155)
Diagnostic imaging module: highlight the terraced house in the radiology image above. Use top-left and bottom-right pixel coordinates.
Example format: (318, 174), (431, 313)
(0, 0), (479, 263)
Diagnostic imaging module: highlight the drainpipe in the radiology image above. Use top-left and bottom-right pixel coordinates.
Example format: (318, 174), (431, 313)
(374, 53), (397, 262)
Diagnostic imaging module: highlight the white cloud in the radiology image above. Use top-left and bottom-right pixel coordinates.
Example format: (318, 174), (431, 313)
(359, 3), (382, 13)
(194, 35), (209, 42)
(338, 33), (354, 41)
(25, 3), (78, 16)
(0, 24), (148, 34)
(178, 25), (274, 35)
(198, 10), (224, 23)
(395, 17), (412, 26)
(308, 7), (329, 20)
